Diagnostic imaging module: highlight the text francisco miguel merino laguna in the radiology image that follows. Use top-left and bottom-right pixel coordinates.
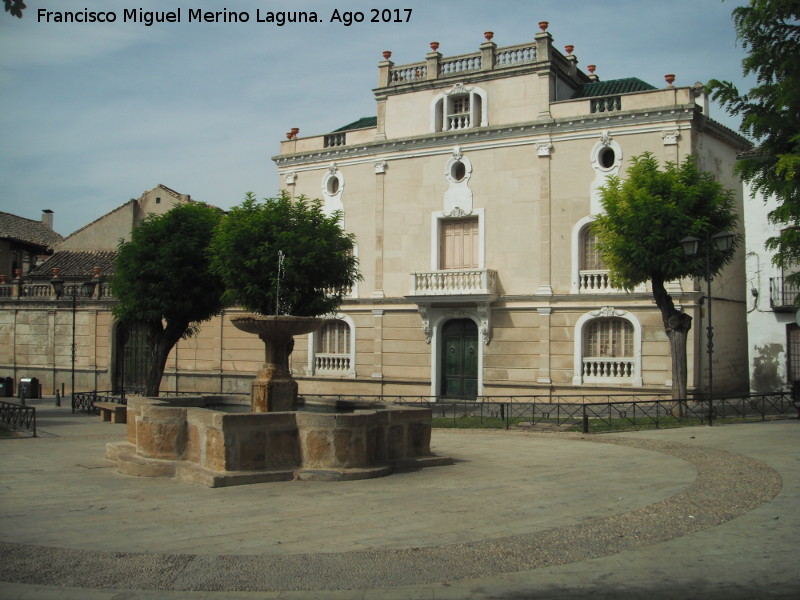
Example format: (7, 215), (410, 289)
(37, 7), (414, 26)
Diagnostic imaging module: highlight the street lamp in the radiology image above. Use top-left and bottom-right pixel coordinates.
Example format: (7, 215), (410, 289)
(50, 270), (98, 405)
(680, 231), (735, 425)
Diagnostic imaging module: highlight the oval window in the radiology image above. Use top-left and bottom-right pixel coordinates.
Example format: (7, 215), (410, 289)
(599, 147), (616, 169)
(451, 161), (466, 182)
(326, 176), (340, 195)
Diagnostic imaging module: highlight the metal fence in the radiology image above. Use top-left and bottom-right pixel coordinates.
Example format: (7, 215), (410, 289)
(71, 390), (129, 414)
(301, 392), (799, 432)
(0, 400), (36, 436)
(70, 389), (228, 414)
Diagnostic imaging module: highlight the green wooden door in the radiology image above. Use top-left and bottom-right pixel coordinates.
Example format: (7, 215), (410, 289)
(441, 319), (479, 398)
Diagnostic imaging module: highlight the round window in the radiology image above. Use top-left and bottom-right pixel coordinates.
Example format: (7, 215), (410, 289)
(451, 161), (467, 182)
(326, 176), (340, 195)
(599, 147), (616, 169)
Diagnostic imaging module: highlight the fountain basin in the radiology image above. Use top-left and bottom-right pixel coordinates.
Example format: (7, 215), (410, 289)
(107, 395), (451, 487)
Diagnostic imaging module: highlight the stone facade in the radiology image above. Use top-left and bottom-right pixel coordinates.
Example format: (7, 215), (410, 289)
(0, 29), (752, 401)
(274, 28), (750, 399)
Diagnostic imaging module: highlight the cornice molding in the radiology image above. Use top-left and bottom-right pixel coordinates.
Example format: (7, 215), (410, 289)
(274, 105), (701, 170)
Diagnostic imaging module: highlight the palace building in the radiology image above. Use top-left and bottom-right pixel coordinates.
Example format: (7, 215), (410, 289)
(0, 26), (750, 400)
(274, 26), (750, 399)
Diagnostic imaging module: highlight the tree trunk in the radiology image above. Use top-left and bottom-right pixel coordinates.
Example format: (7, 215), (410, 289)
(651, 275), (693, 407)
(144, 320), (186, 397)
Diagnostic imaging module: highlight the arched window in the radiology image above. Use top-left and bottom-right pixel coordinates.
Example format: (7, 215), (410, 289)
(585, 318), (633, 358)
(582, 227), (605, 271)
(311, 318), (355, 377)
(581, 317), (635, 382)
(431, 84), (488, 133)
(577, 222), (610, 292)
(573, 309), (642, 386)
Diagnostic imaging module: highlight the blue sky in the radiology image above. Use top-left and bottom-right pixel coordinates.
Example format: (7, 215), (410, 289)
(0, 0), (752, 236)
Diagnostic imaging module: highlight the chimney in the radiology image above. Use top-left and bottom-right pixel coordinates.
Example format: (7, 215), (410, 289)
(41, 209), (54, 230)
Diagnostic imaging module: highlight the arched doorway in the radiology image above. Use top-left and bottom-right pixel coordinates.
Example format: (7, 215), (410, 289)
(113, 321), (149, 394)
(441, 318), (478, 398)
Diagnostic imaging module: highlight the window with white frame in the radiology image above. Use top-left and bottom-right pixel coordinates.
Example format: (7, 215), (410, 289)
(440, 217), (479, 270)
(579, 224), (611, 292)
(312, 319), (354, 376)
(582, 317), (634, 382)
(573, 309), (642, 386)
(431, 84), (488, 133)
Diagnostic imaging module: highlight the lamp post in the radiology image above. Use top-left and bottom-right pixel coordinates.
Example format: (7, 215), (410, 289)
(679, 231), (735, 425)
(50, 271), (98, 404)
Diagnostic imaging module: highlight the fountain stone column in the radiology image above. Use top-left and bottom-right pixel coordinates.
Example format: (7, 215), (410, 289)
(230, 315), (324, 412)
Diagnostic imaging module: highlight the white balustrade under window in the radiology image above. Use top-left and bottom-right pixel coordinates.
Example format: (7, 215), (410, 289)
(447, 115), (471, 130)
(579, 269), (612, 292)
(315, 353), (351, 373)
(582, 357), (634, 380)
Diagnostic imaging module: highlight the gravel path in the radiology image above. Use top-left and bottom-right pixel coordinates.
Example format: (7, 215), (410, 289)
(0, 435), (781, 592)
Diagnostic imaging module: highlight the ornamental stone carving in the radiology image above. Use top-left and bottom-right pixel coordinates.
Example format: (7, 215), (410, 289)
(591, 306), (625, 318)
(662, 130), (680, 145)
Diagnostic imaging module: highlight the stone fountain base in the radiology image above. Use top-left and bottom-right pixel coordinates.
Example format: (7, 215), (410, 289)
(106, 395), (452, 487)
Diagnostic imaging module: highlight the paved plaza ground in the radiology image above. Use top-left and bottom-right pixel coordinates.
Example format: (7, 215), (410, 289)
(0, 397), (798, 599)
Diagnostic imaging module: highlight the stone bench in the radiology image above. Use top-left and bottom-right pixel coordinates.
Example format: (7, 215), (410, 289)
(94, 402), (127, 424)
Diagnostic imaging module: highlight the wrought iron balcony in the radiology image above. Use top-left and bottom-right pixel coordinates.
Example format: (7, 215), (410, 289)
(769, 276), (800, 311)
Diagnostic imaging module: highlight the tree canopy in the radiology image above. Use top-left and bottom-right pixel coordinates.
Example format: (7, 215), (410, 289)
(593, 154), (739, 290)
(112, 201), (225, 396)
(708, 0), (800, 279)
(209, 190), (361, 317)
(593, 153), (738, 399)
(3, 0), (25, 19)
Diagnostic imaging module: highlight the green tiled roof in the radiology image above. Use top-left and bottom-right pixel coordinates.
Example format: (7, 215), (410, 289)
(573, 78), (656, 99)
(332, 117), (377, 132)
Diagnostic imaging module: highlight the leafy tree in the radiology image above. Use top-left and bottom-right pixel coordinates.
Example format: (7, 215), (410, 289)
(3, 0), (25, 19)
(209, 190), (360, 317)
(592, 153), (738, 399)
(707, 0), (800, 283)
(112, 202), (225, 397)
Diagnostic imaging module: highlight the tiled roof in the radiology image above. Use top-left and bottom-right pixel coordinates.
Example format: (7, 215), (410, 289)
(28, 250), (117, 280)
(332, 117), (378, 132)
(0, 211), (63, 250)
(572, 78), (657, 99)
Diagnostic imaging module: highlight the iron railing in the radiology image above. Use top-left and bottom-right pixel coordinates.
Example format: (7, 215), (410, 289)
(769, 276), (800, 311)
(71, 390), (130, 414)
(0, 400), (36, 436)
(70, 389), (245, 414)
(301, 392), (799, 432)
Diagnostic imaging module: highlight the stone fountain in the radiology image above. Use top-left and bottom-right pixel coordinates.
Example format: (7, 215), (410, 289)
(229, 313), (324, 412)
(106, 240), (451, 485)
(107, 309), (451, 487)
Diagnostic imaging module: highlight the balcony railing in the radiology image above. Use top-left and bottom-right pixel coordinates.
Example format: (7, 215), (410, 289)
(387, 41), (537, 86)
(769, 276), (800, 311)
(0, 281), (114, 300)
(324, 132), (347, 148)
(590, 96), (622, 113)
(410, 269), (497, 297)
(581, 357), (635, 382)
(578, 270), (612, 292)
(314, 353), (351, 374)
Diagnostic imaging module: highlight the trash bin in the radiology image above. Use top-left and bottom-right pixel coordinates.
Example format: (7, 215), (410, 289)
(0, 376), (12, 397)
(18, 377), (39, 399)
